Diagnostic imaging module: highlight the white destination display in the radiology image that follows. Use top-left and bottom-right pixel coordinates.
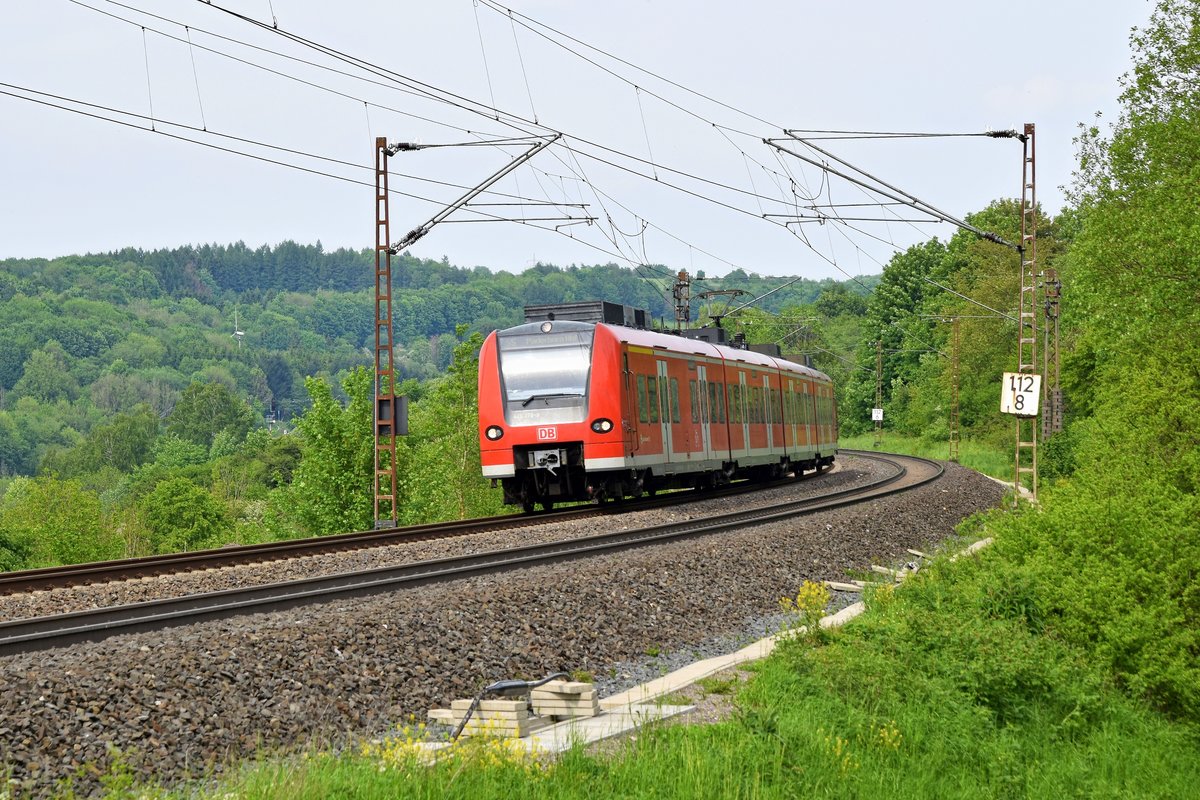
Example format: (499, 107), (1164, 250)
(871, 408), (884, 421)
(1000, 372), (1041, 417)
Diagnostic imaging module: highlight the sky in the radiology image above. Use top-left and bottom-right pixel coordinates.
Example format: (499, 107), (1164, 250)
(0, 1), (1149, 280)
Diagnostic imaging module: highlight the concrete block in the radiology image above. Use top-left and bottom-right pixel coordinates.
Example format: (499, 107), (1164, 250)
(450, 699), (530, 714)
(532, 697), (599, 708)
(533, 689), (596, 701)
(533, 680), (593, 695)
(458, 717), (551, 738)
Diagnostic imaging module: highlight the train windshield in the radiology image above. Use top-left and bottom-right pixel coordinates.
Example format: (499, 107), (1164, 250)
(498, 328), (592, 424)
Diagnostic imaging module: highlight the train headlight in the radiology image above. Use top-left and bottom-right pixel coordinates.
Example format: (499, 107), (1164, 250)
(485, 425), (504, 440)
(590, 418), (614, 433)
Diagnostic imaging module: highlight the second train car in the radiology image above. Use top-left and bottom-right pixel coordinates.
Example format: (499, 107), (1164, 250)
(478, 318), (838, 512)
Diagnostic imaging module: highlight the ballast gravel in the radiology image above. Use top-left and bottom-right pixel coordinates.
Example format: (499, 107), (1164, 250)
(0, 457), (1003, 797)
(0, 460), (882, 623)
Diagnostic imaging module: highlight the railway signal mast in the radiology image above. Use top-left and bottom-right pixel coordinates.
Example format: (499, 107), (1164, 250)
(372, 134), (564, 527)
(1041, 268), (1063, 440)
(671, 270), (691, 329)
(873, 339), (883, 449)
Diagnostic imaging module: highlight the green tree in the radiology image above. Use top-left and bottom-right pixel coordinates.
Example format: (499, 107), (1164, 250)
(274, 366), (375, 536)
(0, 476), (122, 568)
(841, 239), (946, 434)
(166, 382), (255, 450)
(142, 477), (232, 553)
(402, 327), (503, 522)
(73, 405), (160, 475)
(151, 433), (209, 469)
(0, 411), (31, 476)
(11, 341), (80, 403)
(986, 0), (1200, 721)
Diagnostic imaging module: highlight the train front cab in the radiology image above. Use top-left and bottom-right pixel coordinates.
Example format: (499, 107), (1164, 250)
(478, 320), (624, 511)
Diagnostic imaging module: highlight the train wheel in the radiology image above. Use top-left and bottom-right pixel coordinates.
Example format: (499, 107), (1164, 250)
(540, 500), (555, 512)
(522, 500), (535, 514)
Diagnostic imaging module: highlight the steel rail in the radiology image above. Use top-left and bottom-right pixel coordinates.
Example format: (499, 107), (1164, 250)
(0, 509), (592, 594)
(0, 465), (828, 595)
(0, 452), (938, 657)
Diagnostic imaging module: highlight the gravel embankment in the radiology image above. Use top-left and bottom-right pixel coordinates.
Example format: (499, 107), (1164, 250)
(0, 458), (1002, 797)
(0, 459), (884, 622)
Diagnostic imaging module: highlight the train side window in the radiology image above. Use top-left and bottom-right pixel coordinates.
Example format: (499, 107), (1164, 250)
(659, 376), (668, 423)
(637, 375), (648, 423)
(689, 380), (699, 423)
(648, 376), (660, 423)
(670, 378), (680, 423)
(729, 385), (739, 424)
(717, 384), (726, 423)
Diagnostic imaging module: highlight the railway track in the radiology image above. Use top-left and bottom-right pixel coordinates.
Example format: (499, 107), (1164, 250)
(0, 465), (831, 597)
(0, 451), (938, 657)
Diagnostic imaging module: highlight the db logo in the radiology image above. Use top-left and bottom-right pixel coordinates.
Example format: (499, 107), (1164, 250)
(537, 427), (558, 441)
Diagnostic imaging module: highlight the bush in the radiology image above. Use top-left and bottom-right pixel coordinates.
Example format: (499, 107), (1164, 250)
(0, 476), (123, 568)
(142, 478), (232, 554)
(987, 478), (1200, 721)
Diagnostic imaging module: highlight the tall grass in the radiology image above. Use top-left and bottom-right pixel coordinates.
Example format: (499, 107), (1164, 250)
(164, 548), (1199, 800)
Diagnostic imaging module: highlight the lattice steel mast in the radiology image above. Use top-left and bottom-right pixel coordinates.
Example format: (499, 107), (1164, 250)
(1015, 123), (1038, 501)
(374, 137), (399, 527)
(950, 317), (960, 463)
(874, 339), (883, 449)
(1041, 268), (1062, 440)
(672, 270), (692, 329)
(372, 134), (561, 526)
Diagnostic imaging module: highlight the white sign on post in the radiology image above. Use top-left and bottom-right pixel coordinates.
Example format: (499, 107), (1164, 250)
(871, 408), (884, 421)
(1000, 372), (1041, 417)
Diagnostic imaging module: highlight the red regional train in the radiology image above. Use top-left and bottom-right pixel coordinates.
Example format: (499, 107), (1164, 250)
(478, 313), (839, 512)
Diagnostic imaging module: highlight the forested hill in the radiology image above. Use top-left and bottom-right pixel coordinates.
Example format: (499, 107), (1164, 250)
(2, 242), (875, 315)
(0, 246), (875, 477)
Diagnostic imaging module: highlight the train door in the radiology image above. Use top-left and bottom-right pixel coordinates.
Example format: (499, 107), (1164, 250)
(786, 378), (798, 454)
(807, 383), (819, 451)
(656, 359), (673, 463)
(762, 373), (774, 452)
(737, 371), (750, 458)
(623, 353), (638, 455)
(695, 363), (712, 460)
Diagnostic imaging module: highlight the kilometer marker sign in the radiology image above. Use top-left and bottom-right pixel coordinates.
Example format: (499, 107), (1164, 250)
(1000, 372), (1041, 417)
